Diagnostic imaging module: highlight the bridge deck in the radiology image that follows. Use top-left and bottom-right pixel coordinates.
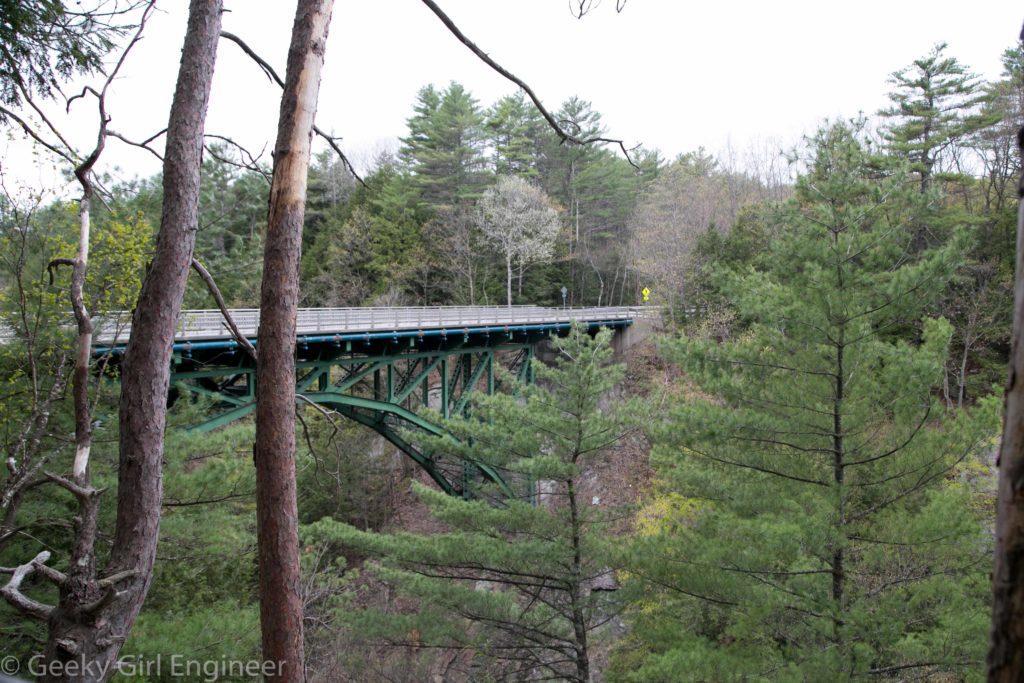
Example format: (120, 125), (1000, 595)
(92, 305), (646, 346)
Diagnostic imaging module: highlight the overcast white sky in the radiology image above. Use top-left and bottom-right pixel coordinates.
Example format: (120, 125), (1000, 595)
(2, 1), (1021, 194)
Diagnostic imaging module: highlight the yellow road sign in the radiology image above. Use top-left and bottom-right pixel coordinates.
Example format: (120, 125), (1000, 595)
(641, 287), (650, 302)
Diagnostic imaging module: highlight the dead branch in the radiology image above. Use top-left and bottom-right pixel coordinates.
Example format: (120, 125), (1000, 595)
(190, 258), (257, 361)
(0, 104), (77, 164)
(80, 585), (128, 616)
(32, 559), (69, 587)
(162, 491), (253, 507)
(294, 407), (319, 466)
(0, 551), (56, 620)
(46, 258), (76, 285)
(571, 0), (625, 18)
(420, 0), (640, 169)
(15, 81), (81, 159)
(295, 394), (345, 467)
(203, 134), (272, 184)
(7, 353), (68, 487)
(219, 30), (367, 186)
(65, 85), (102, 114)
(295, 394), (343, 433)
(108, 128), (166, 161)
(571, 0), (593, 18)
(43, 471), (101, 501)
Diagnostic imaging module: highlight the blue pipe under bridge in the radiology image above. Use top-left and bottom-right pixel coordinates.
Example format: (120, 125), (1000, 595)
(93, 306), (642, 498)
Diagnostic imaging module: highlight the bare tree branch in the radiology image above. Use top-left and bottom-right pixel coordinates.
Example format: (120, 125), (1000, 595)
(570, 0), (624, 18)
(45, 258), (75, 285)
(0, 104), (76, 164)
(420, 0), (641, 169)
(219, 30), (367, 186)
(108, 128), (165, 161)
(15, 81), (81, 160)
(203, 134), (272, 183)
(43, 471), (101, 501)
(190, 258), (257, 361)
(0, 551), (55, 621)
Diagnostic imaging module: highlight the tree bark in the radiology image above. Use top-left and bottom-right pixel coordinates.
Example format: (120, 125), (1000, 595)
(253, 2), (333, 680)
(566, 478), (590, 683)
(36, 2), (224, 679)
(988, 110), (1024, 682)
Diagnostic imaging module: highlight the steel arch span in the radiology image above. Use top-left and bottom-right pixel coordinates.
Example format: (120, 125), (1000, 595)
(92, 306), (645, 497)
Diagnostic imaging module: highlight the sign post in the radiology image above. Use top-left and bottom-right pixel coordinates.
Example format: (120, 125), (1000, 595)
(641, 286), (650, 304)
(560, 286), (568, 308)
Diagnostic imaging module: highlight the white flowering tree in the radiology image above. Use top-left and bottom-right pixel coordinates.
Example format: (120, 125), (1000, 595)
(476, 175), (561, 305)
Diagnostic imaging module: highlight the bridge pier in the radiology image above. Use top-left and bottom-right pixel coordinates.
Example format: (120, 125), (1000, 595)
(611, 316), (658, 357)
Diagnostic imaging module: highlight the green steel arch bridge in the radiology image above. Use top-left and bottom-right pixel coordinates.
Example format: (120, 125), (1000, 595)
(93, 306), (645, 498)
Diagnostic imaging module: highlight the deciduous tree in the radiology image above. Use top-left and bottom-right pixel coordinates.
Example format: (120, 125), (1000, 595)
(476, 175), (560, 306)
(629, 150), (760, 318)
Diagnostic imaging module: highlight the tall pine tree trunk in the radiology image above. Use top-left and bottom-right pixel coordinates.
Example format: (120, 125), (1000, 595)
(254, 2), (333, 679)
(38, 3), (223, 679)
(832, 325), (846, 641)
(566, 477), (590, 683)
(988, 72), (1024, 681)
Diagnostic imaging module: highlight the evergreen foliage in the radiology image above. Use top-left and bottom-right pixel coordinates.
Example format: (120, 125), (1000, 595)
(1, 33), (1021, 680)
(485, 91), (546, 179)
(184, 153), (269, 308)
(617, 123), (1000, 681)
(879, 42), (996, 193)
(306, 326), (633, 682)
(0, 0), (129, 109)
(400, 82), (488, 210)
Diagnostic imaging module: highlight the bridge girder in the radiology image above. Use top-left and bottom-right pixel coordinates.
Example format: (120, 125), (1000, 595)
(170, 331), (548, 498)
(96, 317), (631, 498)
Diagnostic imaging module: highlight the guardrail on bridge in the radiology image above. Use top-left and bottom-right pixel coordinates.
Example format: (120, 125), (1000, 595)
(83, 305), (659, 345)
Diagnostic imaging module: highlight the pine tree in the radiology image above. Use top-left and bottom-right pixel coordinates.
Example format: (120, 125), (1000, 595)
(879, 42), (994, 194)
(188, 151), (268, 307)
(0, 0), (127, 111)
(618, 123), (999, 682)
(306, 326), (632, 683)
(398, 84), (441, 168)
(399, 81), (487, 210)
(538, 96), (606, 206)
(534, 96), (661, 306)
(485, 91), (545, 178)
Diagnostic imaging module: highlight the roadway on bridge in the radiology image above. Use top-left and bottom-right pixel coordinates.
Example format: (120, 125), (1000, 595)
(92, 305), (647, 345)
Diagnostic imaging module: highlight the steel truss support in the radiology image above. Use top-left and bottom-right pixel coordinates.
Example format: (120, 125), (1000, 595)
(176, 340), (534, 497)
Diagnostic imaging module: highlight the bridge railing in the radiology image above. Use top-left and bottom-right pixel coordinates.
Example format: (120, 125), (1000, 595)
(85, 305), (654, 344)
